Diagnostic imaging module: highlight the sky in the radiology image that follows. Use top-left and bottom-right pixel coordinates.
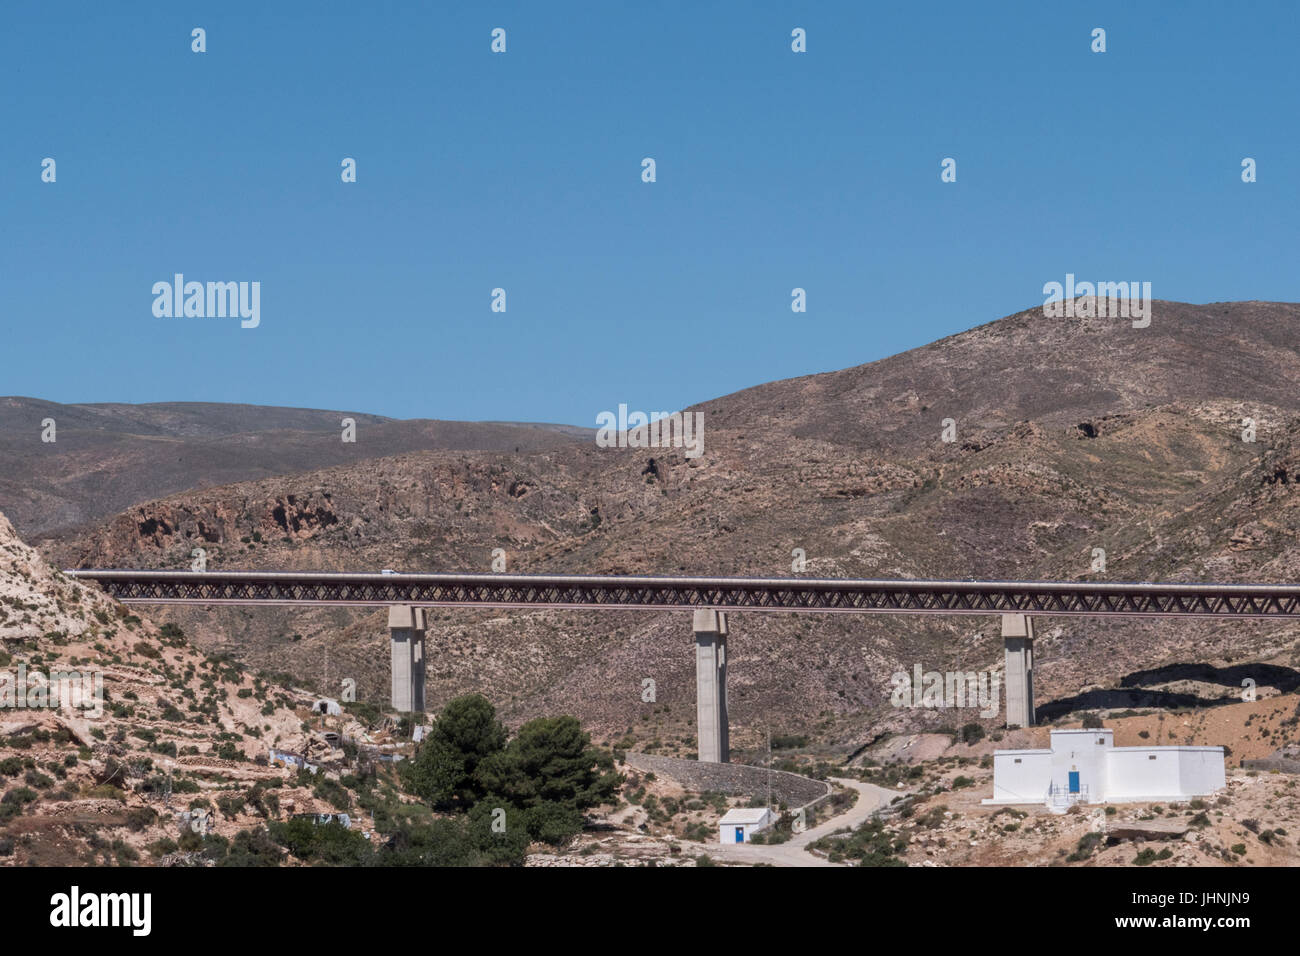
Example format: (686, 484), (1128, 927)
(4, 1), (1299, 426)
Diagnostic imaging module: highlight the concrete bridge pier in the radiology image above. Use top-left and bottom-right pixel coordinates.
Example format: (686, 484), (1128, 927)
(694, 608), (729, 763)
(1002, 613), (1035, 729)
(389, 605), (427, 713)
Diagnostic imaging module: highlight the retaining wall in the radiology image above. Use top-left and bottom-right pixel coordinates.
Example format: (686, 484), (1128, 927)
(623, 752), (832, 811)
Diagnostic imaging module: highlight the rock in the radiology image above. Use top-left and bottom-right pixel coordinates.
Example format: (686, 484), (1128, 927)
(1106, 818), (1189, 841)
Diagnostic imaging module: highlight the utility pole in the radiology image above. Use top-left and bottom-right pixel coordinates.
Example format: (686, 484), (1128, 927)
(766, 727), (772, 810)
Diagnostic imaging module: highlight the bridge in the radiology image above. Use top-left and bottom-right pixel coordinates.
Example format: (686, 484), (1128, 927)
(66, 569), (1300, 762)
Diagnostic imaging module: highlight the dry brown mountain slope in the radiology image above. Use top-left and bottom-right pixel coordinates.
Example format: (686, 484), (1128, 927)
(701, 300), (1300, 453)
(0, 398), (587, 538)
(38, 300), (1300, 756)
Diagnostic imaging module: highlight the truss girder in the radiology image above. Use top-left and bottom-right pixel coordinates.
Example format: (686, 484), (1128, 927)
(58, 570), (1300, 619)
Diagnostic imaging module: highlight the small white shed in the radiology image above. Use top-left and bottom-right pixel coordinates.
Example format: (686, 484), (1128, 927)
(718, 807), (776, 844)
(312, 698), (342, 716)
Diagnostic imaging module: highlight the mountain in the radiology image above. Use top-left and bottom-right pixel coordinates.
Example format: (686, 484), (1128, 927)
(0, 398), (588, 538)
(35, 300), (1300, 759)
(703, 300), (1300, 452)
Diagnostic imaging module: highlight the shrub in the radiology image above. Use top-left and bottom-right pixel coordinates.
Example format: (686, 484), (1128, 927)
(313, 777), (351, 812)
(960, 723), (986, 744)
(159, 623), (186, 646)
(126, 807), (157, 832)
(807, 818), (907, 866)
(1, 787), (38, 807)
(269, 818), (370, 866)
(215, 742), (244, 762)
(114, 842), (140, 864)
(1134, 847), (1173, 866)
(220, 827), (283, 867)
(217, 793), (247, 821)
(146, 837), (178, 858)
(1067, 831), (1103, 862)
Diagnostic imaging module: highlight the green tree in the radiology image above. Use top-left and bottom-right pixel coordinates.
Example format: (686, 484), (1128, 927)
(269, 817), (370, 865)
(465, 800), (532, 866)
(475, 715), (620, 845)
(401, 694), (506, 809)
(379, 817), (479, 867)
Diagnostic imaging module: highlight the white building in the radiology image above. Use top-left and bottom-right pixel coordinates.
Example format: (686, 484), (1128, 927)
(985, 728), (1225, 811)
(718, 807), (776, 844)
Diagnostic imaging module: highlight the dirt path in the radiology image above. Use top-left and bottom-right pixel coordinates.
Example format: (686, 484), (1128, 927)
(705, 777), (902, 867)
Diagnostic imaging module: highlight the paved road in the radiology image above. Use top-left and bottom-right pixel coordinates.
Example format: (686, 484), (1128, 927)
(704, 777), (902, 867)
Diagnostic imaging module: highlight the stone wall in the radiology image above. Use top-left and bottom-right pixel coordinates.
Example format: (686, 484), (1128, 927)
(623, 752), (831, 810)
(1242, 756), (1300, 774)
(1243, 746), (1300, 774)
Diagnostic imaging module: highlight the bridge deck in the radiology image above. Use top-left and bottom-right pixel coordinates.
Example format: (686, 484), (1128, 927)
(61, 570), (1300, 618)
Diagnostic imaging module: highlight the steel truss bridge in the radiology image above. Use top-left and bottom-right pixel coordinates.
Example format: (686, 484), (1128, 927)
(61, 570), (1300, 619)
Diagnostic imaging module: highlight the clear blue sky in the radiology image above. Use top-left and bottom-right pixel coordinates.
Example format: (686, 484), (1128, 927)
(5, 2), (1298, 426)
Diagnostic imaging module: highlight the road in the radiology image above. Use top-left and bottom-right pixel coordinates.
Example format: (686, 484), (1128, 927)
(704, 777), (902, 867)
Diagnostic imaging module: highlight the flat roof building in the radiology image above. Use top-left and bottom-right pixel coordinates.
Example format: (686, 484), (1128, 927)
(718, 807), (776, 844)
(985, 728), (1225, 812)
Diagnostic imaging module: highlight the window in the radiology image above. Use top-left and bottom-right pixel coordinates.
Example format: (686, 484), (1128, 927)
(1014, 758), (1022, 764)
(1148, 755), (1157, 760)
(1097, 737), (1105, 744)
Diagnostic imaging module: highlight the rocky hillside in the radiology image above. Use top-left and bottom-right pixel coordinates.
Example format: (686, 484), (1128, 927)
(0, 508), (386, 866)
(0, 398), (587, 537)
(37, 300), (1300, 758)
(704, 300), (1300, 453)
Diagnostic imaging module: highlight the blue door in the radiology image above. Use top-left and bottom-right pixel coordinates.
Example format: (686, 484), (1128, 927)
(734, 827), (745, 843)
(1068, 771), (1080, 794)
